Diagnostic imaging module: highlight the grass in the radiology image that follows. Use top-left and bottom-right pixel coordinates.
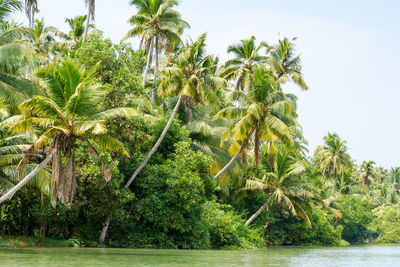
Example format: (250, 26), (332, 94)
(0, 236), (81, 248)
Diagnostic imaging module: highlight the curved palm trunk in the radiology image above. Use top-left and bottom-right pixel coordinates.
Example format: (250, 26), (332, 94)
(254, 125), (260, 166)
(215, 128), (255, 179)
(245, 196), (273, 226)
(240, 143), (247, 164)
(98, 95), (183, 244)
(151, 36), (159, 104)
(142, 39), (154, 88)
(0, 152), (53, 204)
(83, 7), (91, 42)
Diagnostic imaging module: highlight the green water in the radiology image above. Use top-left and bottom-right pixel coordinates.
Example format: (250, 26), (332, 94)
(1, 245), (400, 266)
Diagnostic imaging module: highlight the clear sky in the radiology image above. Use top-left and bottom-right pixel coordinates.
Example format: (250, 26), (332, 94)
(13, 0), (400, 168)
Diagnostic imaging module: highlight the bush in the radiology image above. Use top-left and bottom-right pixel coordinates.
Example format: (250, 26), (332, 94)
(371, 204), (400, 243)
(201, 201), (264, 248)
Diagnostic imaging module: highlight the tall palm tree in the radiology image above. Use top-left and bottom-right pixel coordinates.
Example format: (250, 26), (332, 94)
(214, 67), (295, 176)
(83, 0), (95, 42)
(268, 37), (308, 90)
(124, 0), (189, 103)
(316, 133), (349, 193)
(25, 0), (38, 28)
(0, 61), (138, 206)
(359, 160), (376, 189)
(236, 148), (314, 227)
(221, 36), (267, 91)
(98, 33), (222, 244)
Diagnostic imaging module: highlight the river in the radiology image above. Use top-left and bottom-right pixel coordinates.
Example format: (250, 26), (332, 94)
(1, 245), (399, 266)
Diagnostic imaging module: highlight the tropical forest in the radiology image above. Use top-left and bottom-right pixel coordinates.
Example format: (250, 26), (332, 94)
(0, 0), (399, 254)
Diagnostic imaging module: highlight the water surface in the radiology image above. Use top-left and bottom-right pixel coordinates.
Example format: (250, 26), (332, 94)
(1, 245), (399, 266)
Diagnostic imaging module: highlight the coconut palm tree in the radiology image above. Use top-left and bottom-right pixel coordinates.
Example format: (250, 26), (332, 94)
(124, 0), (190, 103)
(221, 36), (267, 91)
(98, 33), (222, 244)
(53, 15), (98, 52)
(235, 148), (314, 227)
(268, 37), (308, 90)
(29, 18), (56, 58)
(0, 60), (138, 207)
(25, 0), (38, 28)
(83, 0), (95, 42)
(214, 67), (295, 177)
(316, 133), (349, 193)
(359, 160), (376, 189)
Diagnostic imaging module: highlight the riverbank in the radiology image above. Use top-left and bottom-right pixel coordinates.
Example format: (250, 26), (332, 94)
(0, 236), (86, 248)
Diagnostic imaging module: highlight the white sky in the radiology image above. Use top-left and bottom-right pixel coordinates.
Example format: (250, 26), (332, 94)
(13, 0), (400, 168)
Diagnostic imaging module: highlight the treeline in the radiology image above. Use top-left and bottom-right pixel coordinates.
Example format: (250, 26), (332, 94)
(0, 0), (399, 248)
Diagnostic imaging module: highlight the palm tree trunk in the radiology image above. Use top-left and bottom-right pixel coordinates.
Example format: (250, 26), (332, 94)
(151, 36), (159, 104)
(255, 125), (260, 166)
(245, 196), (273, 226)
(98, 213), (112, 244)
(183, 96), (193, 123)
(215, 128), (255, 179)
(83, 6), (91, 42)
(235, 71), (244, 91)
(124, 95), (183, 189)
(98, 95), (183, 245)
(0, 152), (53, 204)
(240, 143), (247, 164)
(142, 39), (153, 88)
(332, 168), (336, 193)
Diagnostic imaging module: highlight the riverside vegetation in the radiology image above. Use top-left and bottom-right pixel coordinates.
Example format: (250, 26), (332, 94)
(0, 0), (399, 249)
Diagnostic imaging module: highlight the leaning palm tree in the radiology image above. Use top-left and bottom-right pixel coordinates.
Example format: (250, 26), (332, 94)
(359, 160), (376, 189)
(221, 36), (267, 91)
(268, 37), (308, 90)
(25, 0), (38, 28)
(98, 33), (223, 244)
(0, 60), (138, 206)
(83, 0), (95, 42)
(124, 0), (189, 103)
(214, 67), (295, 177)
(236, 148), (314, 227)
(316, 133), (349, 193)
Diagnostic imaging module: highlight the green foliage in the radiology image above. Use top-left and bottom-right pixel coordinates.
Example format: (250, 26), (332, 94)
(72, 34), (145, 107)
(371, 204), (400, 243)
(201, 201), (263, 248)
(338, 195), (374, 244)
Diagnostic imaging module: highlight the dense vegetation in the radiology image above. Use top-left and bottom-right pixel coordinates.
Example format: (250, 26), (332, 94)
(0, 0), (398, 249)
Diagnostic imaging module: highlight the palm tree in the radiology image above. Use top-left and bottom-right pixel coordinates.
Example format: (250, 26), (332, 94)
(0, 61), (138, 206)
(214, 67), (295, 175)
(54, 15), (98, 52)
(221, 36), (267, 91)
(98, 33), (222, 244)
(25, 0), (38, 28)
(268, 37), (308, 90)
(29, 19), (56, 58)
(83, 0), (95, 42)
(316, 133), (349, 193)
(359, 160), (376, 189)
(124, 0), (189, 103)
(236, 148), (314, 227)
